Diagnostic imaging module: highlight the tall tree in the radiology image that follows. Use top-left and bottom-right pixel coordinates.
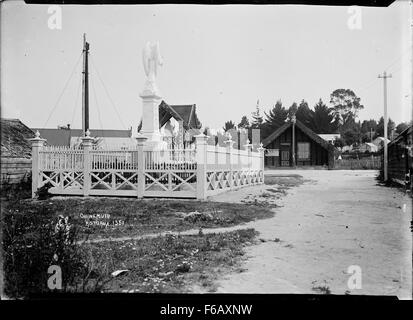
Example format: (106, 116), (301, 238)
(223, 120), (236, 132)
(340, 117), (362, 146)
(376, 116), (395, 138)
(264, 100), (288, 128)
(251, 100), (264, 129)
(311, 99), (337, 133)
(287, 102), (298, 119)
(329, 89), (364, 126)
(295, 99), (314, 130)
(238, 116), (250, 129)
(396, 122), (410, 134)
(262, 100), (288, 139)
(360, 119), (378, 142)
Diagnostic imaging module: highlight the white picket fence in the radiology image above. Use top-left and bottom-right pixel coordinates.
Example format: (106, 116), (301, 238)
(30, 133), (264, 199)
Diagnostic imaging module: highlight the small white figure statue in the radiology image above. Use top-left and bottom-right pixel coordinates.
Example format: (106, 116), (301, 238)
(142, 41), (163, 95)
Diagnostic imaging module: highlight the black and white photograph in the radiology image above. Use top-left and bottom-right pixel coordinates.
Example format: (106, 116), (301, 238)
(0, 0), (412, 309)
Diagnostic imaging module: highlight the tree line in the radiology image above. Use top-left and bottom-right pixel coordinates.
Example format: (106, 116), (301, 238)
(221, 89), (411, 147)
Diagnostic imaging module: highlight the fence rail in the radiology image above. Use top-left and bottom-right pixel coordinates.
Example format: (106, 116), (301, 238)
(30, 134), (264, 199)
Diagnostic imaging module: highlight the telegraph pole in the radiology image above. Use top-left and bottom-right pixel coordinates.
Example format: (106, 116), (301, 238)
(378, 71), (392, 181)
(82, 33), (90, 136)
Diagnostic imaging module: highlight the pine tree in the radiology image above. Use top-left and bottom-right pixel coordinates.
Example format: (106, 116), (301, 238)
(296, 99), (314, 130)
(264, 100), (288, 129)
(287, 102), (298, 119)
(311, 99), (337, 133)
(238, 116), (250, 129)
(251, 100), (264, 129)
(223, 120), (236, 132)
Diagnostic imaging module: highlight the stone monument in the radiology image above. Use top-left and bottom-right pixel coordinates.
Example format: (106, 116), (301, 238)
(139, 41), (167, 151)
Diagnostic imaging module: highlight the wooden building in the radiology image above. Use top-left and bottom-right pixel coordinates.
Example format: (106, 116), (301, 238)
(158, 100), (202, 147)
(386, 124), (412, 186)
(1, 118), (34, 185)
(262, 118), (336, 169)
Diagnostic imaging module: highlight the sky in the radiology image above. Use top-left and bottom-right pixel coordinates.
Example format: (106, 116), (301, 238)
(1, 1), (411, 133)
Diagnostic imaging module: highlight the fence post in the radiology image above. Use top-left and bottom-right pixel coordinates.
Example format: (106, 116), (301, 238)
(224, 133), (235, 189)
(215, 142), (219, 165)
(244, 139), (253, 169)
(243, 139), (253, 184)
(257, 143), (265, 184)
(136, 134), (148, 198)
(29, 130), (46, 198)
(81, 130), (94, 197)
(195, 134), (208, 200)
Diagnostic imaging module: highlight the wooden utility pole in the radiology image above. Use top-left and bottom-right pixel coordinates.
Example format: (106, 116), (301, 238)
(82, 33), (90, 136)
(291, 115), (296, 167)
(378, 71), (392, 181)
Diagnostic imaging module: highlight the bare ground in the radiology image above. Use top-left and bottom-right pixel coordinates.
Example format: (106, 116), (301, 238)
(194, 170), (412, 299)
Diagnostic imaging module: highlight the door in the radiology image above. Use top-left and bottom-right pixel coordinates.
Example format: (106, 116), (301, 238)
(280, 147), (290, 167)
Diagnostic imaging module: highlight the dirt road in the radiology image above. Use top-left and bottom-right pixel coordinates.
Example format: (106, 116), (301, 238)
(207, 170), (412, 299)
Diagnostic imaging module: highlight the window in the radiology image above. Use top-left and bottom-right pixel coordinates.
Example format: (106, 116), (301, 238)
(297, 142), (310, 160)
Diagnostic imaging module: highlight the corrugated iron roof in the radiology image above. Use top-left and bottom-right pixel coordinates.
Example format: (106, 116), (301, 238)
(31, 128), (132, 146)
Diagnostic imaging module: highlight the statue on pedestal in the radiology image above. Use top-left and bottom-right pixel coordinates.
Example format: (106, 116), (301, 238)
(139, 41), (167, 151)
(141, 41), (163, 96)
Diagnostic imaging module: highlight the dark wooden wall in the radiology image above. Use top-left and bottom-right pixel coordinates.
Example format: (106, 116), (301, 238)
(387, 134), (411, 181)
(1, 157), (32, 185)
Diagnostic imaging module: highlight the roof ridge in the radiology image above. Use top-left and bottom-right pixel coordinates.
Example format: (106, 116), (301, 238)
(188, 104), (195, 129)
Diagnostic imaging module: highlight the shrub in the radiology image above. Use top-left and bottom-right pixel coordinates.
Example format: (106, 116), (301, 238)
(2, 208), (88, 298)
(35, 182), (53, 200)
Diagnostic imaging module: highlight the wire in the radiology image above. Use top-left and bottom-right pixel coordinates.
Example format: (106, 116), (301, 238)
(352, 47), (412, 96)
(90, 71), (107, 148)
(43, 52), (83, 127)
(70, 72), (82, 127)
(89, 55), (128, 129)
(383, 47), (412, 73)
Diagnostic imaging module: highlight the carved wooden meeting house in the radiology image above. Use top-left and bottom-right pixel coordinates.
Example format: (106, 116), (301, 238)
(263, 116), (336, 169)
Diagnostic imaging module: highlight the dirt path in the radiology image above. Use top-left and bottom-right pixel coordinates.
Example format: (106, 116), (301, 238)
(200, 170), (412, 299)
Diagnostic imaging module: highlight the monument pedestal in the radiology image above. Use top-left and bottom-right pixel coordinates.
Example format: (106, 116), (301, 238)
(139, 84), (167, 151)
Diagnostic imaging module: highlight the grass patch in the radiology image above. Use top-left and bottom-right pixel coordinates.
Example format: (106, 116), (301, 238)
(264, 175), (304, 188)
(2, 198), (274, 241)
(80, 228), (258, 293)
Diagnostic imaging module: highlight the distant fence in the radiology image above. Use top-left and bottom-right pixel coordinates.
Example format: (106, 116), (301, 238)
(30, 132), (264, 199)
(334, 156), (382, 170)
(1, 157), (32, 185)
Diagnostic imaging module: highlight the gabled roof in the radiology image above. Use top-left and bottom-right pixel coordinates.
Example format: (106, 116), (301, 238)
(159, 101), (202, 130)
(388, 125), (412, 148)
(262, 119), (332, 151)
(1, 118), (34, 158)
(31, 128), (132, 146)
(373, 136), (390, 143)
(363, 142), (377, 148)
